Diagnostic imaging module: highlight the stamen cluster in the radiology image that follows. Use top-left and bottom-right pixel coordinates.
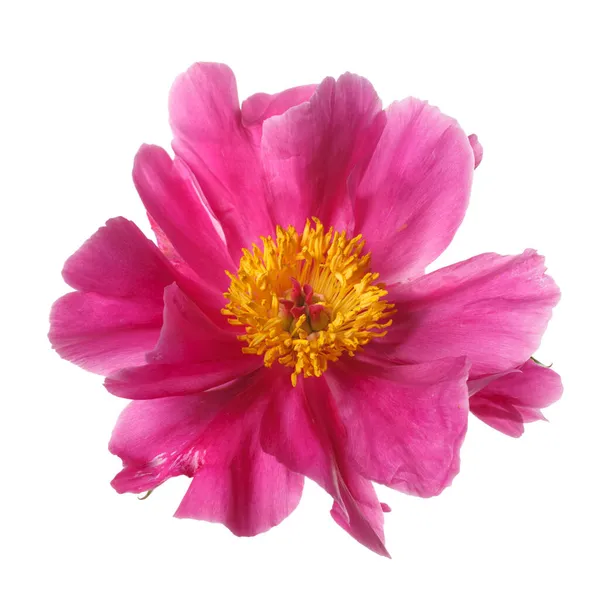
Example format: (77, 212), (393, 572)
(223, 218), (395, 385)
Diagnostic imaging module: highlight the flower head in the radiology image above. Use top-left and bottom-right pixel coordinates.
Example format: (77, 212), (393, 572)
(49, 63), (560, 556)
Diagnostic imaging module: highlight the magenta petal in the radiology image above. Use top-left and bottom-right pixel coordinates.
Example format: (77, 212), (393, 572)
(133, 145), (234, 297)
(169, 62), (273, 254)
(62, 217), (174, 297)
(480, 360), (563, 410)
(109, 394), (221, 494)
(330, 470), (389, 558)
(105, 358), (261, 399)
(175, 442), (303, 537)
(261, 375), (389, 556)
(110, 374), (261, 494)
(379, 250), (560, 377)
(261, 73), (384, 233)
(326, 357), (470, 497)
(241, 84), (317, 133)
(355, 98), (474, 282)
(49, 218), (174, 374)
(470, 359), (563, 437)
(50, 293), (162, 375)
(147, 284), (240, 364)
(469, 133), (483, 168)
(467, 369), (520, 396)
(173, 371), (304, 536)
(469, 400), (526, 437)
(111, 370), (303, 536)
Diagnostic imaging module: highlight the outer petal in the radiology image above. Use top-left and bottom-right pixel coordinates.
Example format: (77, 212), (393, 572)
(49, 218), (175, 374)
(173, 371), (304, 536)
(261, 73), (384, 233)
(105, 358), (261, 399)
(470, 359), (563, 437)
(111, 370), (304, 537)
(61, 217), (175, 297)
(169, 62), (273, 255)
(50, 293), (162, 375)
(355, 98), (474, 282)
(469, 133), (483, 168)
(326, 357), (470, 497)
(330, 469), (387, 556)
(261, 373), (389, 556)
(109, 393), (221, 493)
(132, 144), (234, 309)
(377, 250), (560, 377)
(175, 435), (303, 537)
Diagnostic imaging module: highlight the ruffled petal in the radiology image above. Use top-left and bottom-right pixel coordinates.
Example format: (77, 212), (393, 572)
(61, 217), (174, 297)
(50, 218), (175, 374)
(105, 358), (261, 399)
(49, 293), (162, 375)
(111, 370), (303, 536)
(261, 73), (384, 233)
(326, 357), (470, 497)
(146, 212), (214, 286)
(173, 370), (304, 536)
(241, 84), (317, 136)
(469, 133), (483, 168)
(470, 359), (563, 437)
(261, 373), (389, 556)
(132, 144), (234, 307)
(169, 62), (273, 254)
(109, 393), (221, 494)
(355, 98), (474, 282)
(175, 437), (303, 537)
(377, 250), (560, 377)
(330, 469), (388, 557)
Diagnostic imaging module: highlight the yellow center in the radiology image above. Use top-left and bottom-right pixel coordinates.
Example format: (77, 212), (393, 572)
(222, 218), (395, 385)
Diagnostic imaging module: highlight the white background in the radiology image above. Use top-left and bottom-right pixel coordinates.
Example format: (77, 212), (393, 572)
(2, 1), (598, 598)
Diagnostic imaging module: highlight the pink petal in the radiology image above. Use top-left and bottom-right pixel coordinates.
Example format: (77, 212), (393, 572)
(62, 217), (174, 297)
(132, 145), (234, 307)
(241, 84), (317, 136)
(261, 73), (384, 233)
(50, 292), (162, 375)
(486, 359), (563, 409)
(261, 374), (389, 556)
(469, 133), (483, 168)
(326, 357), (470, 497)
(377, 250), (560, 377)
(173, 371), (304, 536)
(105, 357), (261, 399)
(470, 359), (563, 437)
(109, 392), (222, 494)
(355, 98), (474, 282)
(467, 368), (521, 396)
(146, 212), (209, 285)
(175, 439), (303, 537)
(330, 468), (389, 558)
(111, 370), (303, 536)
(50, 218), (175, 374)
(469, 400), (526, 437)
(147, 284), (241, 365)
(169, 62), (273, 254)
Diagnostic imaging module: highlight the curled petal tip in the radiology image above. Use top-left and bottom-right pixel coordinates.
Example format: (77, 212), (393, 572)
(468, 133), (483, 169)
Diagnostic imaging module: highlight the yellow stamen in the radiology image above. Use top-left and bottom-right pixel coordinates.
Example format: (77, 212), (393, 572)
(222, 218), (395, 385)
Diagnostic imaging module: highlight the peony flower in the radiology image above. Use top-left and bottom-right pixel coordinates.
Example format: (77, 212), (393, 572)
(49, 63), (560, 556)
